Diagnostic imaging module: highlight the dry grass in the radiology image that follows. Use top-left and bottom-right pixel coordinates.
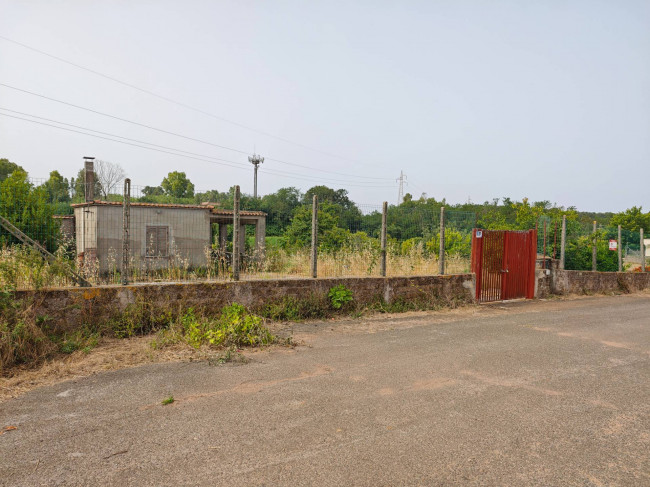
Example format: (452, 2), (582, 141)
(0, 336), (225, 402)
(1, 243), (472, 289)
(245, 247), (471, 279)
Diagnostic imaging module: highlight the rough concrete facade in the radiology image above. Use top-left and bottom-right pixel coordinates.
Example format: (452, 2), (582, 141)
(550, 270), (650, 295)
(74, 204), (212, 273)
(15, 274), (476, 332)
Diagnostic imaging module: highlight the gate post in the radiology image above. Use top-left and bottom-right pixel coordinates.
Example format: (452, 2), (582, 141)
(311, 195), (318, 278)
(560, 215), (566, 270)
(642, 228), (646, 273)
(121, 178), (130, 285)
(380, 201), (387, 277)
(232, 185), (240, 281)
(618, 225), (622, 272)
(439, 206), (445, 275)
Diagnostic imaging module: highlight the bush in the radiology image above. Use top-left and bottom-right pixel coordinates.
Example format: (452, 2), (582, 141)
(153, 304), (275, 349)
(328, 285), (353, 309)
(0, 288), (56, 374)
(565, 235), (619, 271)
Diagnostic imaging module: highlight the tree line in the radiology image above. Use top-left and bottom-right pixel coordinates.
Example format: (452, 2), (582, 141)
(1, 157), (648, 271)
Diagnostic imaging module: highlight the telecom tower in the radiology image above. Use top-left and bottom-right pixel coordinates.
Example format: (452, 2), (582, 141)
(248, 153), (264, 199)
(396, 170), (407, 204)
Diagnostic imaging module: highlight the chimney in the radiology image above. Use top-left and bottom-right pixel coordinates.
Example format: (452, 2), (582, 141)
(84, 156), (95, 202)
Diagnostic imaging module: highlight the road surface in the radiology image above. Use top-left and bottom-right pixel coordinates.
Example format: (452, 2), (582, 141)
(1, 295), (649, 486)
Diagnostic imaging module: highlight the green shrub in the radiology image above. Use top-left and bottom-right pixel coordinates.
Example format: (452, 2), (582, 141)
(328, 285), (353, 309)
(565, 234), (618, 271)
(153, 304), (274, 349)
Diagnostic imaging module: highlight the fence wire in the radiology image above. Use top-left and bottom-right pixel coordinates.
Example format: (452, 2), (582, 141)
(0, 174), (478, 288)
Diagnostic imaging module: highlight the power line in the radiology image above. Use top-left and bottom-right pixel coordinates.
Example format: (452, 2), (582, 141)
(0, 34), (365, 164)
(0, 111), (396, 188)
(0, 82), (392, 181)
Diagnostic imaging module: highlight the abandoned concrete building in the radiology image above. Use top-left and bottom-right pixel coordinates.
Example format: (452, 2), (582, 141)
(67, 201), (266, 273)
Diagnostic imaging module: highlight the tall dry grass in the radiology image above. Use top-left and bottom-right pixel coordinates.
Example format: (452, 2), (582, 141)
(0, 242), (471, 289)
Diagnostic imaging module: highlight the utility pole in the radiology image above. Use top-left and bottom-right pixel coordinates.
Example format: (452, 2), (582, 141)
(396, 170), (407, 205)
(248, 153), (264, 199)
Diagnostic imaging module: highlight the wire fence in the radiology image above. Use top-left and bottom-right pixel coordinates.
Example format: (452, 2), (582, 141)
(532, 215), (648, 272)
(2, 172), (646, 290)
(0, 178), (477, 289)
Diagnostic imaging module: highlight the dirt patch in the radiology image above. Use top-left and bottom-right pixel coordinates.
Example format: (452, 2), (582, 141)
(0, 337), (277, 403)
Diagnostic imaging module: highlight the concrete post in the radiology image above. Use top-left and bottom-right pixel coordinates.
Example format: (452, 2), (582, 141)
(218, 224), (228, 251)
(560, 215), (566, 270)
(592, 220), (597, 271)
(618, 225), (622, 272)
(642, 228), (646, 273)
(311, 195), (318, 278)
(380, 201), (387, 277)
(121, 178), (130, 285)
(232, 186), (240, 281)
(254, 217), (266, 259)
(439, 206), (445, 275)
(239, 222), (246, 255)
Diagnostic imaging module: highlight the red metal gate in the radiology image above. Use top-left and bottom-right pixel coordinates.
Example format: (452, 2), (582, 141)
(471, 229), (537, 302)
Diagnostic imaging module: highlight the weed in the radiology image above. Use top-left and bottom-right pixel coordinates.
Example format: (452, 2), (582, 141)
(151, 304), (275, 350)
(207, 346), (249, 366)
(328, 284), (353, 309)
(161, 395), (174, 405)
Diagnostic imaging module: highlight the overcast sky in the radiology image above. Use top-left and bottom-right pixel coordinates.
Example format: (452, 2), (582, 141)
(1, 1), (648, 211)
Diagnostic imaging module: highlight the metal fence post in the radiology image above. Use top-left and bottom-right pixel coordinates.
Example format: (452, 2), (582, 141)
(592, 220), (597, 271)
(232, 185), (240, 281)
(642, 228), (646, 273)
(121, 178), (130, 285)
(380, 201), (387, 277)
(311, 195), (318, 278)
(439, 206), (445, 275)
(560, 215), (566, 270)
(618, 225), (622, 272)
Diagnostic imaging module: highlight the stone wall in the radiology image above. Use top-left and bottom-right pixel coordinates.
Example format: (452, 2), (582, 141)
(14, 274), (476, 332)
(551, 270), (650, 296)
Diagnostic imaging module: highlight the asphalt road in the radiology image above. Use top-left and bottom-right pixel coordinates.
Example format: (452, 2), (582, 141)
(1, 295), (649, 486)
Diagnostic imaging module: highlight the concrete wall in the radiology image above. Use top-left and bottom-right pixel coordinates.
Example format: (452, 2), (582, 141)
(75, 205), (212, 273)
(550, 270), (650, 296)
(15, 274), (476, 332)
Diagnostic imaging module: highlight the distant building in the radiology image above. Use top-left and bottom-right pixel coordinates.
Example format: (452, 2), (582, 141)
(65, 201), (266, 273)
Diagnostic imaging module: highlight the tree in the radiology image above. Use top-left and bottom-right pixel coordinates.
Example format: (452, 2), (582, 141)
(42, 170), (70, 203)
(285, 201), (349, 251)
(142, 185), (164, 197)
(161, 171), (194, 198)
(610, 206), (650, 232)
(94, 160), (126, 198)
(0, 158), (23, 182)
(0, 169), (59, 250)
(259, 187), (302, 236)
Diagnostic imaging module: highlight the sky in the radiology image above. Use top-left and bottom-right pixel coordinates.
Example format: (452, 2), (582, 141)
(0, 0), (648, 212)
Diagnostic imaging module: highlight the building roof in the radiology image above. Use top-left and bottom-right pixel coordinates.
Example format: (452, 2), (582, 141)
(71, 200), (266, 216)
(211, 209), (267, 217)
(71, 201), (215, 210)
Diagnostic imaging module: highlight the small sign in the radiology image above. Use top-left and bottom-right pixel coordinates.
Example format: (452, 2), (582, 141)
(608, 240), (618, 251)
(476, 230), (483, 238)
